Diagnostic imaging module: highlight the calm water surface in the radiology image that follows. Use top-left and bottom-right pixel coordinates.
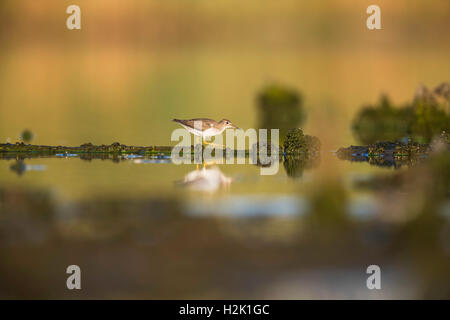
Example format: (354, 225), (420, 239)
(1, 151), (448, 299)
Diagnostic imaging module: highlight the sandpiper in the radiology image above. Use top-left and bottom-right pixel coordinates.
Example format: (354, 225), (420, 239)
(172, 118), (239, 169)
(172, 118), (239, 141)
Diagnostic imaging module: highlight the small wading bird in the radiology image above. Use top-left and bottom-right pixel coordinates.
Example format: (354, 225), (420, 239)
(172, 118), (239, 140)
(172, 118), (240, 169)
(172, 118), (239, 147)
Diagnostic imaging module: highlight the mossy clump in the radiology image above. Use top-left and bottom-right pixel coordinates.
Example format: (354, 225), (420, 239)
(257, 84), (306, 142)
(337, 140), (431, 168)
(0, 142), (172, 155)
(352, 83), (450, 144)
(410, 99), (449, 143)
(283, 128), (320, 155)
(352, 95), (413, 144)
(20, 129), (34, 143)
(282, 129), (321, 178)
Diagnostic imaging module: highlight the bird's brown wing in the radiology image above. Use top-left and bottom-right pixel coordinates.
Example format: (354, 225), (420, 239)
(172, 118), (215, 131)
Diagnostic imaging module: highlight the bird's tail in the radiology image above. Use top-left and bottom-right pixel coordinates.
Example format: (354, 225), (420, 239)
(172, 119), (181, 123)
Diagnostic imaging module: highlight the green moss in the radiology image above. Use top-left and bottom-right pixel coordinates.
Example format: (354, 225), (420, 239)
(0, 142), (278, 160)
(0, 142), (171, 155)
(20, 129), (34, 143)
(352, 83), (450, 144)
(283, 128), (320, 155)
(282, 129), (320, 178)
(345, 141), (429, 157)
(257, 84), (306, 142)
(410, 100), (450, 143)
(352, 95), (414, 144)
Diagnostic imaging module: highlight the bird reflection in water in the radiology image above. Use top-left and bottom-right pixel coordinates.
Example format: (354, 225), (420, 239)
(177, 165), (232, 193)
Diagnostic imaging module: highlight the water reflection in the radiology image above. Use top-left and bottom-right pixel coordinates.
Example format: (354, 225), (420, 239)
(9, 160), (46, 176)
(176, 166), (232, 193)
(134, 158), (171, 164)
(1, 150), (449, 298)
(3, 152), (321, 179)
(335, 150), (425, 169)
(0, 152), (171, 162)
(283, 154), (320, 178)
(9, 160), (26, 176)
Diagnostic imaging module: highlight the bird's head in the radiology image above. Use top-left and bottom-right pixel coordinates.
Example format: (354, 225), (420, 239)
(219, 119), (239, 130)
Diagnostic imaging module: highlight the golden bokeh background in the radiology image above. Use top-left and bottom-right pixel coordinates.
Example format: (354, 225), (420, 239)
(1, 1), (450, 299)
(1, 0), (449, 149)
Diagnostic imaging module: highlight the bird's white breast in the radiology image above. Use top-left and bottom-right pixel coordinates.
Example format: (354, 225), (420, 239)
(182, 124), (223, 137)
(202, 127), (222, 137)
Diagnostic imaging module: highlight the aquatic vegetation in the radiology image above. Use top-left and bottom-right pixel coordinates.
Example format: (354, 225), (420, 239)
(281, 129), (321, 177)
(1, 132), (322, 159)
(283, 128), (320, 155)
(352, 95), (413, 144)
(0, 141), (173, 156)
(338, 130), (450, 168)
(257, 84), (306, 142)
(410, 99), (449, 143)
(414, 82), (450, 112)
(352, 83), (450, 144)
(336, 140), (431, 168)
(20, 129), (34, 143)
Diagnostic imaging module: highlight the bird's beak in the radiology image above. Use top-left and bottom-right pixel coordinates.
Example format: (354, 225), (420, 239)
(231, 124), (240, 129)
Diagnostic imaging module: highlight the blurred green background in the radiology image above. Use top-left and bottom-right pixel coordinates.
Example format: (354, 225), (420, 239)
(0, 0), (449, 148)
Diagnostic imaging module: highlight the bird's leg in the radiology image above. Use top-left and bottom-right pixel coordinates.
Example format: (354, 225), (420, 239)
(203, 136), (224, 149)
(194, 135), (202, 169)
